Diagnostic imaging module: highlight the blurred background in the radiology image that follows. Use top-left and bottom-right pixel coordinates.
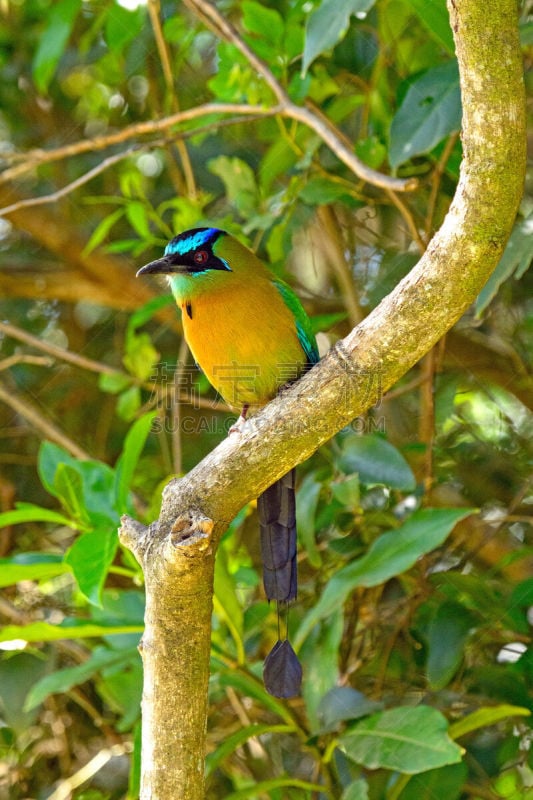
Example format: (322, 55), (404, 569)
(0, 1), (532, 798)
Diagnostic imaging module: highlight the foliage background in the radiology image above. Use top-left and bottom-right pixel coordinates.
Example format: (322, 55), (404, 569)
(0, 0), (532, 798)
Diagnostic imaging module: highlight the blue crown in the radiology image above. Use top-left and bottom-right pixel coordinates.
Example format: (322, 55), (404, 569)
(164, 227), (221, 257)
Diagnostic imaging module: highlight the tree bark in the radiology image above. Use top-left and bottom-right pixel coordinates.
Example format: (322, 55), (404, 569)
(119, 0), (526, 796)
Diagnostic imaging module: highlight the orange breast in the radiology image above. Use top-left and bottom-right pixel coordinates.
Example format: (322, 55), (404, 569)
(181, 280), (308, 409)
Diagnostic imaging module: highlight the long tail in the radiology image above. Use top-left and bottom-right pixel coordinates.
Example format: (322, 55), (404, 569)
(257, 468), (297, 602)
(257, 468), (302, 698)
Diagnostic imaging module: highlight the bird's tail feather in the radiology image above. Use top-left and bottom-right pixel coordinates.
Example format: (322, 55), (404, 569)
(257, 468), (297, 602)
(257, 469), (302, 698)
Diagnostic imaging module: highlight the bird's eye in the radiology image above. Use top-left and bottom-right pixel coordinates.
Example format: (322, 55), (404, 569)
(193, 250), (209, 266)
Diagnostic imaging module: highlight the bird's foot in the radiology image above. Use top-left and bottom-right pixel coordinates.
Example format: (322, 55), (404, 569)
(228, 404), (250, 435)
(228, 413), (249, 434)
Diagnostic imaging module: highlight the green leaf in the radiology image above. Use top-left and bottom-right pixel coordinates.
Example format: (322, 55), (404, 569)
(339, 706), (463, 773)
(331, 474), (360, 509)
(448, 704), (531, 741)
(317, 687), (383, 732)
(213, 546), (244, 663)
(117, 385), (142, 420)
(0, 620), (143, 644)
(295, 508), (473, 648)
(104, 4), (144, 55)
(309, 311), (348, 333)
(341, 780), (369, 800)
(242, 1), (284, 60)
(32, 0), (81, 92)
(65, 530), (118, 606)
(38, 446), (118, 527)
(128, 294), (175, 330)
(38, 441), (78, 496)
(92, 590), (145, 649)
(303, 0), (377, 74)
(224, 778), (325, 798)
(123, 331), (159, 380)
(129, 722), (142, 799)
(299, 176), (355, 205)
(25, 645), (138, 711)
(521, 20), (533, 45)
(339, 434), (416, 490)
(297, 472), (323, 568)
(98, 371), (132, 395)
(355, 136), (387, 170)
(54, 463), (91, 527)
(0, 553), (67, 588)
(114, 412), (157, 513)
(404, 0), (455, 54)
(475, 213), (533, 315)
(213, 669), (294, 724)
(208, 156), (258, 216)
(398, 762), (467, 800)
(0, 503), (76, 530)
(206, 723), (294, 776)
(389, 60), (461, 169)
(426, 601), (476, 689)
(0, 653), (52, 734)
(302, 608), (344, 728)
(125, 200), (151, 239)
(97, 657), (143, 730)
(82, 208), (125, 256)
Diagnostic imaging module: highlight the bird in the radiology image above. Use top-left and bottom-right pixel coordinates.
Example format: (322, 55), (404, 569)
(137, 226), (319, 698)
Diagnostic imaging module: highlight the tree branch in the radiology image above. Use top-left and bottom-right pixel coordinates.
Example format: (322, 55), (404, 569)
(119, 0), (526, 796)
(182, 0), (416, 193)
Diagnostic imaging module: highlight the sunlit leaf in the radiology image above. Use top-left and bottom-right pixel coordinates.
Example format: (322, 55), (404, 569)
(0, 504), (76, 530)
(82, 208), (125, 256)
(123, 331), (159, 380)
(116, 385), (142, 421)
(38, 441), (77, 497)
(125, 200), (152, 239)
(54, 463), (91, 527)
(0, 620), (143, 643)
(65, 529), (118, 606)
(104, 3), (144, 54)
(32, 0), (81, 92)
(114, 412), (157, 513)
(0, 553), (68, 588)
(208, 156), (258, 216)
(448, 704), (531, 740)
(339, 706), (463, 773)
(242, 1), (284, 61)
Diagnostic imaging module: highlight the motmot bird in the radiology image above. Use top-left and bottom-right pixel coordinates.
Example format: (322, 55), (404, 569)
(137, 227), (319, 697)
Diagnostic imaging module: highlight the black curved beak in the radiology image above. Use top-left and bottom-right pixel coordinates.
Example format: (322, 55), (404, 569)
(136, 256), (176, 277)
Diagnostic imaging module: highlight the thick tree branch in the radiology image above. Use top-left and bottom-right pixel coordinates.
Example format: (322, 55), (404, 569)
(119, 1), (526, 797)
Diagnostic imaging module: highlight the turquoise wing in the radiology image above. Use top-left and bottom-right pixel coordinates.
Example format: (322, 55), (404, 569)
(273, 279), (319, 365)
